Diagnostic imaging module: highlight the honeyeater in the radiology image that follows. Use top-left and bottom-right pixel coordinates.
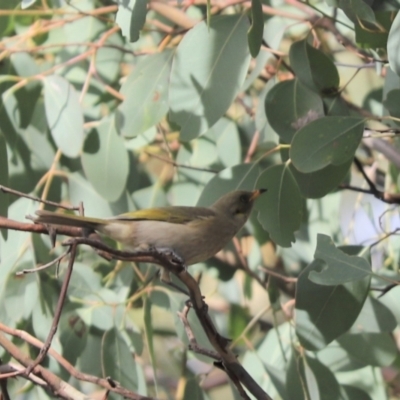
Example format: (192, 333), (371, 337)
(34, 189), (266, 265)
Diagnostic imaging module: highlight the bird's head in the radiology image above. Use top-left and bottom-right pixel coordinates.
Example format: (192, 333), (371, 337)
(212, 189), (267, 227)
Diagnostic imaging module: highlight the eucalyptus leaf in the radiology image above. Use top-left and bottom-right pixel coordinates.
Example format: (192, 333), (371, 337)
(338, 333), (397, 367)
(309, 234), (372, 285)
(247, 0), (263, 57)
(81, 117), (129, 202)
(256, 164), (303, 247)
(296, 259), (370, 350)
(265, 79), (324, 143)
(290, 116), (364, 173)
(169, 15), (251, 140)
(116, 51), (173, 138)
(102, 328), (138, 391)
(388, 10), (400, 76)
(43, 75), (84, 158)
(0, 131), (8, 239)
(290, 159), (351, 199)
(197, 163), (261, 206)
(290, 39), (339, 95)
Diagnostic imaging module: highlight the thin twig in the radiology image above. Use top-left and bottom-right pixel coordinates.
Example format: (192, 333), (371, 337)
(144, 151), (220, 173)
(0, 185), (79, 210)
(16, 250), (70, 275)
(258, 267), (298, 283)
(25, 243), (78, 377)
(0, 323), (154, 399)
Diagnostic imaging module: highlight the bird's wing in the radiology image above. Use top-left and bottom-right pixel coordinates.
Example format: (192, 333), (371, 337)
(112, 206), (216, 224)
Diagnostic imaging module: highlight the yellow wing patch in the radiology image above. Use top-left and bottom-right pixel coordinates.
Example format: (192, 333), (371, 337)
(114, 206), (215, 224)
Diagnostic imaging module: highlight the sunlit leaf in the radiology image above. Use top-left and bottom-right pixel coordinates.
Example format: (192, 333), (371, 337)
(169, 15), (250, 140)
(43, 75), (84, 158)
(81, 117), (129, 202)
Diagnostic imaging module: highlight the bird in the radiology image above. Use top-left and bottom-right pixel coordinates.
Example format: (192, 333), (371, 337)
(34, 189), (266, 266)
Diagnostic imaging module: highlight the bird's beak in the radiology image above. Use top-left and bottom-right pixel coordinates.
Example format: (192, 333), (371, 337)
(250, 188), (267, 201)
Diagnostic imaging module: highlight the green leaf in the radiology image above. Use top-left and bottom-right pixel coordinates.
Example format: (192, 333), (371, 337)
(197, 163), (261, 206)
(263, 363), (287, 399)
(95, 32), (124, 82)
(59, 308), (88, 365)
(290, 116), (364, 173)
(213, 117), (241, 167)
(290, 39), (339, 95)
(383, 89), (400, 119)
(143, 297), (157, 388)
(355, 11), (392, 48)
(130, 0), (148, 42)
(247, 0), (263, 57)
(183, 378), (205, 400)
(295, 259), (370, 350)
(4, 272), (38, 326)
(0, 198), (36, 301)
(68, 172), (114, 218)
(324, 95), (351, 117)
(286, 353), (340, 400)
(349, 296), (397, 334)
(0, 89), (20, 146)
(169, 15), (250, 141)
(388, 11), (400, 76)
(81, 117), (129, 202)
(309, 234), (372, 285)
(338, 333), (397, 367)
(290, 159), (351, 199)
(0, 131), (8, 239)
(229, 304), (249, 340)
(256, 164), (303, 247)
(43, 75), (84, 158)
(341, 385), (372, 400)
(21, 0), (37, 9)
(116, 51), (173, 138)
(265, 79), (324, 143)
(102, 328), (138, 391)
(77, 289), (122, 331)
(338, 0), (376, 24)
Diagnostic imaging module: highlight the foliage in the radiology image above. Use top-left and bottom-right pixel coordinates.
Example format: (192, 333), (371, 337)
(1, 0), (400, 399)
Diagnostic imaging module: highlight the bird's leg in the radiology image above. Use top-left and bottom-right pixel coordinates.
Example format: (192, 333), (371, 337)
(154, 247), (189, 295)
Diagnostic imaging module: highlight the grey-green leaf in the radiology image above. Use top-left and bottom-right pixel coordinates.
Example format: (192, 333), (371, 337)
(116, 51), (173, 138)
(169, 15), (250, 141)
(256, 164), (303, 247)
(43, 75), (84, 158)
(290, 39), (339, 94)
(296, 259), (370, 350)
(265, 79), (324, 143)
(116, 0), (147, 42)
(290, 159), (351, 199)
(290, 116), (364, 173)
(102, 328), (138, 391)
(0, 131), (9, 239)
(349, 296), (397, 334)
(309, 234), (372, 285)
(338, 333), (397, 367)
(81, 117), (129, 202)
(247, 0), (263, 57)
(388, 10), (400, 77)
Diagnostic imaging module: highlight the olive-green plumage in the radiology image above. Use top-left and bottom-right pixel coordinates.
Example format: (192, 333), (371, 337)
(35, 189), (266, 265)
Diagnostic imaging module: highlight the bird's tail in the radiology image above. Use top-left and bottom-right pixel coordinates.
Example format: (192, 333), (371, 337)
(35, 210), (107, 230)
